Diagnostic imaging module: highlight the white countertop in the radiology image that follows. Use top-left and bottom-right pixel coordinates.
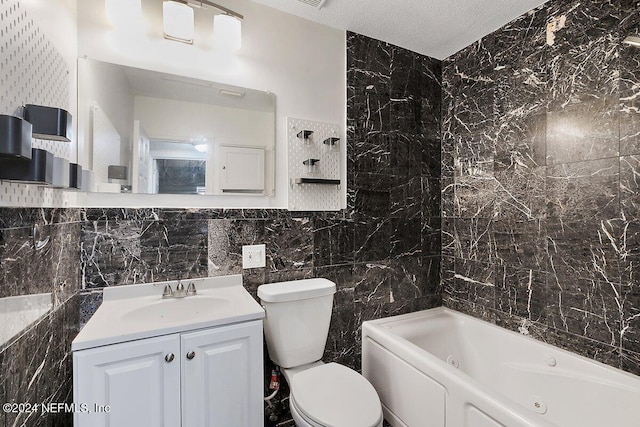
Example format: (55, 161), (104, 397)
(72, 275), (264, 351)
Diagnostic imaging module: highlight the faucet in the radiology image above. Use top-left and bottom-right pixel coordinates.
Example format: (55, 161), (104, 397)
(157, 280), (197, 299)
(186, 282), (197, 296)
(174, 281), (187, 298)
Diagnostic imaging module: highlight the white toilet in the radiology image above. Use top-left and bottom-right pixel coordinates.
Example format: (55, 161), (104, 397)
(258, 278), (383, 427)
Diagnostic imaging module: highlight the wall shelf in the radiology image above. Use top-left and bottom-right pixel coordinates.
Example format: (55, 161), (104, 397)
(295, 178), (340, 185)
(24, 104), (72, 142)
(0, 115), (32, 160)
(288, 117), (343, 211)
(296, 130), (314, 139)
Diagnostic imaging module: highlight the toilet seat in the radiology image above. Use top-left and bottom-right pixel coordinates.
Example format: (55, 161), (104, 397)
(288, 363), (383, 427)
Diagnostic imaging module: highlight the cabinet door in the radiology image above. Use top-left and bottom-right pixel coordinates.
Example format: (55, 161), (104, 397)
(218, 146), (265, 192)
(73, 335), (181, 427)
(181, 320), (263, 427)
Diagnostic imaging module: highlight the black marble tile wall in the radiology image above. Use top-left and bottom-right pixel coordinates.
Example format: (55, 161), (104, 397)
(0, 208), (82, 427)
(76, 33), (443, 426)
(442, 0), (640, 376)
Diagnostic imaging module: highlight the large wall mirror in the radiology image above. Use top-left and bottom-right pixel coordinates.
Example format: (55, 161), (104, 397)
(77, 57), (276, 198)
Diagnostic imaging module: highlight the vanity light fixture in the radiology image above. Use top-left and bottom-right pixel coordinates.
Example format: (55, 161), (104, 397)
(163, 1), (196, 44)
(162, 0), (243, 50)
(213, 13), (242, 52)
(623, 35), (640, 48)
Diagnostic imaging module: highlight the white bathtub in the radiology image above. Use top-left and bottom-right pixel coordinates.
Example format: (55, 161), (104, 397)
(362, 307), (640, 427)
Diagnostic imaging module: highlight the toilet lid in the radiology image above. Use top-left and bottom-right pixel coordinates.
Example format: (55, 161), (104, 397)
(290, 363), (382, 427)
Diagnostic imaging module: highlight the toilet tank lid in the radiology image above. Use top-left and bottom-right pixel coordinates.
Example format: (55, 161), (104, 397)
(258, 278), (336, 303)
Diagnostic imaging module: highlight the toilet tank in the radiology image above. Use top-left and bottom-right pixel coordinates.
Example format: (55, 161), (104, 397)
(258, 278), (336, 368)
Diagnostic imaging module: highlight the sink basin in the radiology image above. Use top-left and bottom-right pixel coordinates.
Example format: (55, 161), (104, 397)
(121, 296), (231, 324)
(72, 275), (265, 351)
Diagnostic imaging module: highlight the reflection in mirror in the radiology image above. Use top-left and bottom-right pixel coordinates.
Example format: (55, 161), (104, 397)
(77, 58), (275, 196)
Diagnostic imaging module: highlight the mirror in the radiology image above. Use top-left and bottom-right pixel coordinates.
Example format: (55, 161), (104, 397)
(77, 58), (275, 196)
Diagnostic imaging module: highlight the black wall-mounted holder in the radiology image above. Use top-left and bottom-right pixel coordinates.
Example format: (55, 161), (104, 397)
(296, 130), (314, 140)
(69, 163), (83, 189)
(0, 115), (33, 160)
(323, 137), (340, 146)
(0, 148), (54, 184)
(23, 104), (73, 142)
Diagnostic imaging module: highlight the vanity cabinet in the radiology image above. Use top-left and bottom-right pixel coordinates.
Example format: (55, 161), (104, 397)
(74, 320), (263, 427)
(181, 322), (263, 427)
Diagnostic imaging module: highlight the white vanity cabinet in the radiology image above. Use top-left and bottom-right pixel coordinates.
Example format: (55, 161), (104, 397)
(181, 321), (263, 427)
(74, 320), (262, 427)
(74, 334), (182, 427)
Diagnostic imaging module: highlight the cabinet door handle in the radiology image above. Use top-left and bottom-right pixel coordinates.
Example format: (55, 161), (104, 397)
(165, 353), (175, 363)
(186, 351), (196, 360)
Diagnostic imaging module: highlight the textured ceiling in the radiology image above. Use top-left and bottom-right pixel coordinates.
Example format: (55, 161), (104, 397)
(250, 0), (548, 60)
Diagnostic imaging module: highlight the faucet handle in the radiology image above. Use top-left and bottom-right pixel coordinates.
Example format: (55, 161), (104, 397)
(162, 284), (174, 299)
(186, 282), (197, 296)
(173, 280), (187, 298)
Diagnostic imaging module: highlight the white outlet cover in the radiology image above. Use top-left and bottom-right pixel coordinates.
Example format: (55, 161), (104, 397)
(242, 244), (266, 269)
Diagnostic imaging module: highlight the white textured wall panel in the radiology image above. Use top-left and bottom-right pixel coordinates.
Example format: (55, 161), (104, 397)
(287, 117), (342, 211)
(0, 0), (71, 207)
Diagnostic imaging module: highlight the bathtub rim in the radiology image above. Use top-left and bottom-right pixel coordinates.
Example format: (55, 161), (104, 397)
(363, 306), (640, 384)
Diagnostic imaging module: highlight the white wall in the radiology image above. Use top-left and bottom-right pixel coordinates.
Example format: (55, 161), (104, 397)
(0, 0), (77, 209)
(76, 0), (346, 209)
(134, 97), (274, 149)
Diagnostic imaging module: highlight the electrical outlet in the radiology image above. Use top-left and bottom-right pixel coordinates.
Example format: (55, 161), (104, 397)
(242, 244), (266, 269)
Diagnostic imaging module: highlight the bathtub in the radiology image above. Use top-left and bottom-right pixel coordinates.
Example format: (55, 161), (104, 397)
(362, 307), (640, 427)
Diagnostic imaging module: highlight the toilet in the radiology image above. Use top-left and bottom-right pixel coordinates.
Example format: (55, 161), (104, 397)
(258, 278), (383, 427)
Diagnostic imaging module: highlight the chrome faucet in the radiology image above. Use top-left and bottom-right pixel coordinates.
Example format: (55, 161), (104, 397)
(186, 282), (197, 296)
(174, 281), (187, 298)
(162, 284), (173, 299)
(158, 280), (197, 299)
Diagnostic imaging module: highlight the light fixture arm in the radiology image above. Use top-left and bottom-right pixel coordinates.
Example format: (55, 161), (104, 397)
(181, 0), (243, 20)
